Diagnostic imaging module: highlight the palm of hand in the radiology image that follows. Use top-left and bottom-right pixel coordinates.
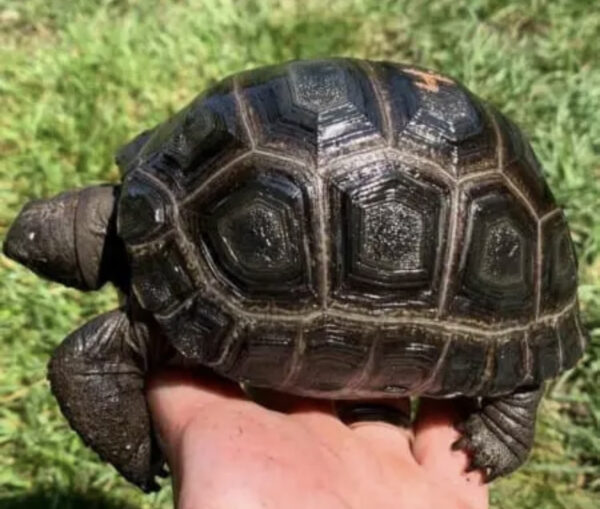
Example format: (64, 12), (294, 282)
(148, 372), (488, 509)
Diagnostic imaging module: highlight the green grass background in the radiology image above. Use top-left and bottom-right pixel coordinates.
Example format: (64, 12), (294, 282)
(0, 0), (598, 507)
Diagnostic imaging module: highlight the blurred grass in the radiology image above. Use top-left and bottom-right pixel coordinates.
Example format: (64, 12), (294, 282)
(0, 0), (598, 507)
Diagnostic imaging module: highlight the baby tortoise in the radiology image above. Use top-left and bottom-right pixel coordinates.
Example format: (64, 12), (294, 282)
(4, 58), (588, 492)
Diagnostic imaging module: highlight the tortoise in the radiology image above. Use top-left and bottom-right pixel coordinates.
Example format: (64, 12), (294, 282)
(3, 58), (588, 492)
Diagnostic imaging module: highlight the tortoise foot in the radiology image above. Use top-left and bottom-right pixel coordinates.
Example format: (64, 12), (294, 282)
(49, 309), (166, 492)
(452, 386), (544, 481)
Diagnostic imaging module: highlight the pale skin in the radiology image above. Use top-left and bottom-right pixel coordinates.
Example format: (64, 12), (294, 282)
(148, 371), (488, 509)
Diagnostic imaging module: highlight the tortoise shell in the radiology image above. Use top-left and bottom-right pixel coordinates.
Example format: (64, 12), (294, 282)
(116, 58), (586, 399)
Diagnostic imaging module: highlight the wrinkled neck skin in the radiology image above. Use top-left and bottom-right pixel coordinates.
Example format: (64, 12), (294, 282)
(3, 185), (128, 292)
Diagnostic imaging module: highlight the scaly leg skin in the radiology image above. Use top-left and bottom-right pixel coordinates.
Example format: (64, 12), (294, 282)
(452, 385), (544, 481)
(48, 308), (166, 492)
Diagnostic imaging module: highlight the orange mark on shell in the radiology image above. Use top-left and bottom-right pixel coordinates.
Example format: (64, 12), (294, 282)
(404, 68), (453, 93)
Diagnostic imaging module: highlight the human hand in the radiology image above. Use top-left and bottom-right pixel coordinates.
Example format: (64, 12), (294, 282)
(148, 371), (488, 509)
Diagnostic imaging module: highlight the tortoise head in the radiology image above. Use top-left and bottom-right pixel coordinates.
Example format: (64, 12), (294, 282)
(3, 185), (128, 291)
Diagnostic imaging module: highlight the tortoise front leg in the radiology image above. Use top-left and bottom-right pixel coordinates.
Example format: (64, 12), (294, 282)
(452, 385), (544, 481)
(48, 308), (166, 492)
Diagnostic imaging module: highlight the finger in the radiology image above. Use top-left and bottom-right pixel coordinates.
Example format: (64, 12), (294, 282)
(146, 369), (245, 458)
(244, 385), (336, 415)
(413, 399), (488, 508)
(244, 385), (347, 449)
(149, 367), (246, 406)
(340, 398), (416, 460)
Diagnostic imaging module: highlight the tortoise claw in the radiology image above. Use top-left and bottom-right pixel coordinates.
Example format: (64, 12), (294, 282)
(156, 465), (170, 478)
(453, 420), (465, 434)
(464, 463), (480, 474)
(451, 436), (469, 452)
(140, 478), (161, 493)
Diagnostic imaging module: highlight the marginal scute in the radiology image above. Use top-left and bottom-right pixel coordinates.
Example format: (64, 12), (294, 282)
(294, 320), (371, 392)
(430, 335), (489, 396)
(541, 211), (578, 313)
(118, 173), (172, 243)
(130, 236), (194, 313)
(529, 323), (561, 382)
(156, 294), (233, 363)
(451, 186), (536, 322)
(488, 333), (527, 396)
(557, 311), (585, 371)
(226, 323), (296, 387)
(371, 325), (448, 395)
(240, 59), (385, 164)
(115, 127), (156, 174)
(330, 157), (448, 308)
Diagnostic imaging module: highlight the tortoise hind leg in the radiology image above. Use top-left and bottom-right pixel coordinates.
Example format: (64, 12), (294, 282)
(48, 309), (165, 492)
(452, 385), (544, 481)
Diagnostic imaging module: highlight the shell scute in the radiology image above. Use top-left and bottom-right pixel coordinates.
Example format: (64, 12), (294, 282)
(495, 108), (556, 216)
(381, 64), (498, 177)
(430, 334), (490, 396)
(528, 323), (561, 382)
(239, 59), (386, 164)
(488, 333), (528, 396)
(293, 319), (371, 392)
(184, 158), (317, 303)
(111, 59), (585, 396)
(155, 293), (234, 363)
(226, 322), (297, 387)
(118, 173), (172, 243)
(450, 181), (536, 323)
(371, 324), (448, 395)
(541, 211), (578, 313)
(329, 155), (450, 309)
(137, 79), (249, 196)
(557, 311), (586, 371)
(129, 235), (194, 313)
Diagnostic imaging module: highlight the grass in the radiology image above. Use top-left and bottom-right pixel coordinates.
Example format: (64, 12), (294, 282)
(0, 0), (598, 507)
